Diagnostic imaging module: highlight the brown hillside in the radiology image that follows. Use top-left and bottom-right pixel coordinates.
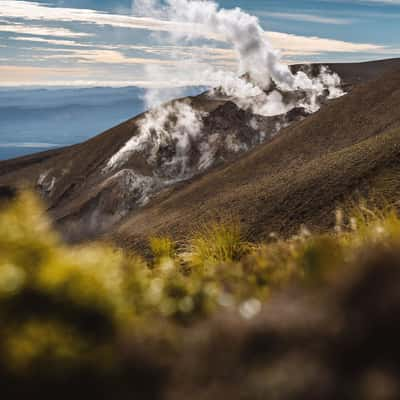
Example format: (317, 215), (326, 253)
(1, 59), (400, 247)
(110, 67), (400, 251)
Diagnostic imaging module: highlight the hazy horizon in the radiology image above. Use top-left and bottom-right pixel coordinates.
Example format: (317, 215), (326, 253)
(0, 85), (204, 160)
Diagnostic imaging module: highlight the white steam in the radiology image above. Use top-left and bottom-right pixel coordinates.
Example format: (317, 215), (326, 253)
(133, 0), (343, 92)
(133, 0), (295, 89)
(107, 100), (205, 178)
(131, 0), (344, 117)
(106, 0), (345, 186)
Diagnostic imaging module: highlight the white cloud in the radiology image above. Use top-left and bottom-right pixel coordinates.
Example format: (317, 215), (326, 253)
(0, 65), (90, 83)
(0, 21), (91, 38)
(1, 0), (398, 87)
(0, 77), (199, 88)
(0, 1), (222, 41)
(0, 0), (388, 55)
(122, 45), (237, 61)
(268, 31), (384, 55)
(39, 48), (182, 65)
(259, 11), (352, 25)
(10, 36), (90, 47)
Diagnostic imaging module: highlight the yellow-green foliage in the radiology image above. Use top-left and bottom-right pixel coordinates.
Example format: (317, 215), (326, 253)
(341, 199), (400, 246)
(0, 193), (152, 374)
(150, 236), (176, 262)
(1, 192), (400, 377)
(183, 222), (248, 268)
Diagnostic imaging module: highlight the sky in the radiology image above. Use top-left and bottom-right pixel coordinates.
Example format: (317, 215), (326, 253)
(0, 0), (400, 87)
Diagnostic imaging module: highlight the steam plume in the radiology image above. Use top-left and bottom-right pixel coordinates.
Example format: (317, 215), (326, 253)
(107, 100), (205, 177)
(133, 0), (344, 112)
(134, 0), (322, 90)
(106, 0), (344, 175)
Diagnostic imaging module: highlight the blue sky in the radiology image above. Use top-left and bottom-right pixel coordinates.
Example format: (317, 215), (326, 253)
(0, 0), (399, 87)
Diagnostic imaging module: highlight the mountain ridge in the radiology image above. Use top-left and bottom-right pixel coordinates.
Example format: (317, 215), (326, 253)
(1, 58), (400, 248)
(110, 64), (400, 251)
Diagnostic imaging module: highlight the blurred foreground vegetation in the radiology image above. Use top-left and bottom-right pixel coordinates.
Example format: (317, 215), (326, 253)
(2, 192), (400, 399)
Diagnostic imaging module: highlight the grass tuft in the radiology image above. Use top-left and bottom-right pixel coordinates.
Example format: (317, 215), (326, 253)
(183, 222), (248, 268)
(149, 236), (176, 263)
(2, 191), (400, 395)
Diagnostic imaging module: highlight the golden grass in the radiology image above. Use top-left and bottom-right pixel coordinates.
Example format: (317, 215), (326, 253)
(150, 236), (176, 263)
(1, 191), (400, 375)
(182, 222), (249, 268)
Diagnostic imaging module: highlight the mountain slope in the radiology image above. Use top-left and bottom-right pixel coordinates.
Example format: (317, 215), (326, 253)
(110, 67), (400, 251)
(0, 59), (400, 246)
(0, 97), (306, 240)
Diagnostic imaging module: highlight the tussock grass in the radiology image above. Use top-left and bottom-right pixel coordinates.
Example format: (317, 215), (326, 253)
(1, 191), (400, 389)
(182, 222), (249, 268)
(150, 236), (176, 263)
